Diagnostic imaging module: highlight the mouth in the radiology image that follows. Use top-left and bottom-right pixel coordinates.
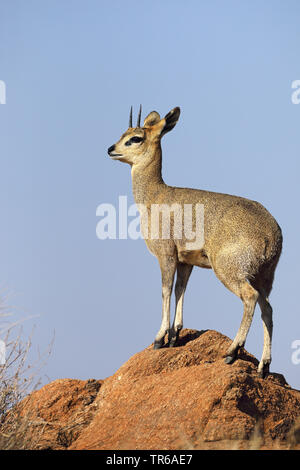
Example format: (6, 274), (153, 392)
(109, 153), (123, 160)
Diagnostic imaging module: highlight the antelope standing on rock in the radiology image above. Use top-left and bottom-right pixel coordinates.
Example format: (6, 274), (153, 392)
(107, 106), (282, 378)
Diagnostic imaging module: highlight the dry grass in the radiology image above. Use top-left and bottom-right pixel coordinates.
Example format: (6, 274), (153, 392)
(0, 303), (53, 450)
(171, 417), (300, 450)
(286, 417), (300, 449)
(194, 419), (300, 450)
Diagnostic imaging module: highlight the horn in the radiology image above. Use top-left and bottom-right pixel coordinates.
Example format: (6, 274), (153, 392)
(137, 104), (142, 127)
(129, 106), (133, 127)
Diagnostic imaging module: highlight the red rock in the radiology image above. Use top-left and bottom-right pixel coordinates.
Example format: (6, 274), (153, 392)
(2, 330), (300, 450)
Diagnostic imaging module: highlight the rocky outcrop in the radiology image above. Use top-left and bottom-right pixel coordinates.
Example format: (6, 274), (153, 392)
(2, 330), (300, 450)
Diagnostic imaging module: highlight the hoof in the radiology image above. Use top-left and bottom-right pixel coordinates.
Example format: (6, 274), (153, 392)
(224, 353), (237, 364)
(168, 328), (181, 348)
(153, 339), (164, 350)
(258, 363), (270, 379)
(168, 337), (177, 348)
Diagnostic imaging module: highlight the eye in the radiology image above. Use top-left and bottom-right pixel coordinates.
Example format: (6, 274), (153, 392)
(125, 136), (143, 146)
(131, 136), (143, 143)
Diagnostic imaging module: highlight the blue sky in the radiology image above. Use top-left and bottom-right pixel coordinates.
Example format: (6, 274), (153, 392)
(1, 0), (300, 388)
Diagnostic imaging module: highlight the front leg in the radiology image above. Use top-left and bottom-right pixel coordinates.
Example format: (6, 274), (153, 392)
(154, 255), (177, 349)
(169, 263), (193, 347)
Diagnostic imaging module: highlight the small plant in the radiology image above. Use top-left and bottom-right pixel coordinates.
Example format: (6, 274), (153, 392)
(0, 304), (53, 449)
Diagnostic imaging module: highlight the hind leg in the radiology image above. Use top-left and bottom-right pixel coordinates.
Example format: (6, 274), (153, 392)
(251, 263), (276, 377)
(224, 281), (259, 364)
(257, 292), (273, 378)
(212, 248), (260, 365)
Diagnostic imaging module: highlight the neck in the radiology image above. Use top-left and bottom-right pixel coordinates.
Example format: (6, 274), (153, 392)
(131, 144), (165, 204)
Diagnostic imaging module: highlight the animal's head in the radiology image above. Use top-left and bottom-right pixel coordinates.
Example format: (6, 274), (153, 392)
(107, 106), (180, 166)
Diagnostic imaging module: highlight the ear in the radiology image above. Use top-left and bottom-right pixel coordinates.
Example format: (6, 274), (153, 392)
(160, 107), (181, 137)
(143, 111), (161, 127)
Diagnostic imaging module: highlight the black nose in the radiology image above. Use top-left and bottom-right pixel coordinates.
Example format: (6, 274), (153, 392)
(108, 145), (115, 155)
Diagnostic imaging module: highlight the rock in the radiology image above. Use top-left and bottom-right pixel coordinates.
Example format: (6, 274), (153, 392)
(1, 378), (103, 450)
(2, 330), (300, 450)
